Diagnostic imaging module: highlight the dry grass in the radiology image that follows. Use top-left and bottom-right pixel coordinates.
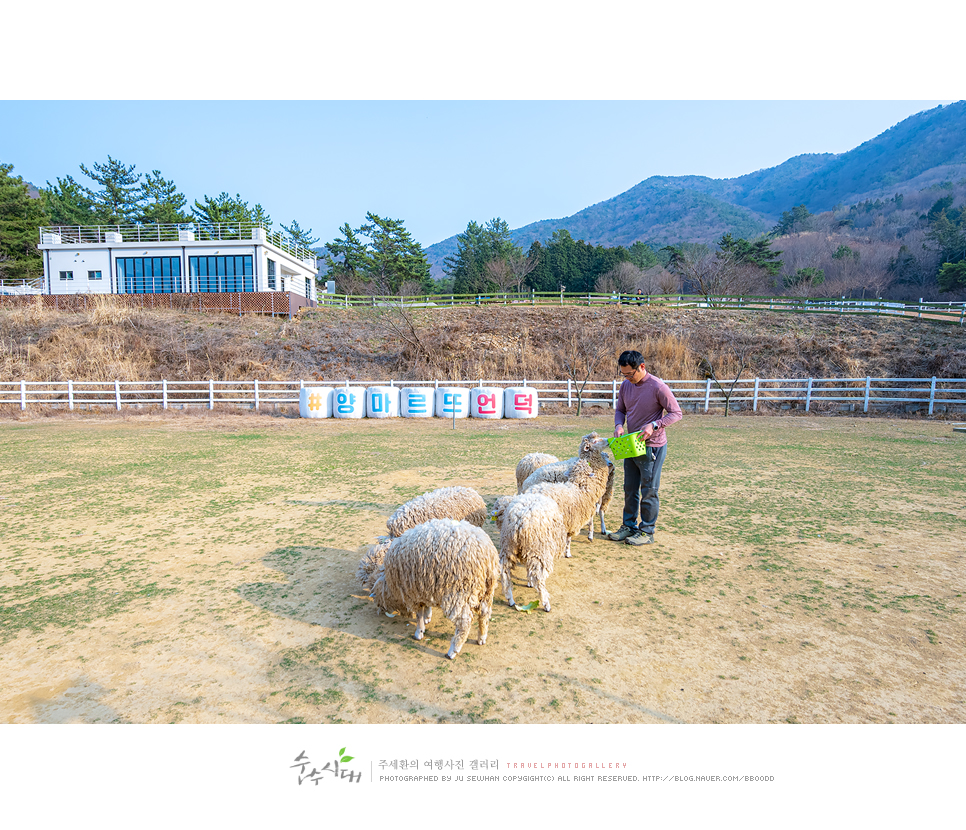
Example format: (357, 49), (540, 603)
(2, 299), (965, 384)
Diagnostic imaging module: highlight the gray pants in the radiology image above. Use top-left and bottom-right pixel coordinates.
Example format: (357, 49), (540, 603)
(621, 443), (667, 535)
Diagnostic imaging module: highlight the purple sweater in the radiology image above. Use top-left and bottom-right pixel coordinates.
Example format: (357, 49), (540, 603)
(614, 373), (683, 447)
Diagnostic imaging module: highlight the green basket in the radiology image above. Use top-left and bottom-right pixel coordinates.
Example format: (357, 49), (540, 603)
(607, 431), (651, 460)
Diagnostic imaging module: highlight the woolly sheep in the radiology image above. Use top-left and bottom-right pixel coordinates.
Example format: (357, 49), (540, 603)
(386, 486), (488, 538)
(498, 491), (568, 612)
(515, 452), (559, 493)
(527, 434), (612, 559)
(520, 448), (615, 540)
(370, 518), (500, 660)
(357, 536), (391, 595)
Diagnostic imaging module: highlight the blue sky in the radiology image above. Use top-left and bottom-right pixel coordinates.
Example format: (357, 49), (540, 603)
(1, 100), (954, 249)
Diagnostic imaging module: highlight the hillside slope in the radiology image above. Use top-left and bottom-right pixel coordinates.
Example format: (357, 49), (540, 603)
(3, 303), (965, 386)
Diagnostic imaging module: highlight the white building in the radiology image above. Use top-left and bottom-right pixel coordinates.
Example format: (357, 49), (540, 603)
(37, 222), (319, 303)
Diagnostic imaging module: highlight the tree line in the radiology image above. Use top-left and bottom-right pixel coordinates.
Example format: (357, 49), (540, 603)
(0, 158), (318, 283)
(3, 157), (965, 298)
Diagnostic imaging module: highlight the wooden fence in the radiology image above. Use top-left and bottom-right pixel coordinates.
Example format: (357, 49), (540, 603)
(2, 377), (964, 415)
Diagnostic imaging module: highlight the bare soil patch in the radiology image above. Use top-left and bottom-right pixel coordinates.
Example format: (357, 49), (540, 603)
(1, 412), (963, 723)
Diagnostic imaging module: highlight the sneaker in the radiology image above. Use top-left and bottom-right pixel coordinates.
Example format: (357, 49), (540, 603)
(625, 532), (654, 546)
(607, 525), (638, 542)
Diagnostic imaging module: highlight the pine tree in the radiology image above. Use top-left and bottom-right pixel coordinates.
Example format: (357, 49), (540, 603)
(41, 175), (96, 226)
(78, 156), (142, 224)
(137, 170), (189, 224)
(0, 163), (50, 282)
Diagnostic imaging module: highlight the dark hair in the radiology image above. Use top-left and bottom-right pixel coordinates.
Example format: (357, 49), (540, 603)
(618, 350), (644, 369)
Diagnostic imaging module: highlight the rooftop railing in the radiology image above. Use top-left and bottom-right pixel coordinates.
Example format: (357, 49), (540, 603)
(38, 221), (317, 264)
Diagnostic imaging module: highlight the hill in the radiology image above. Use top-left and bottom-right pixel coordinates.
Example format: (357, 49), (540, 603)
(3, 303), (964, 389)
(424, 101), (966, 272)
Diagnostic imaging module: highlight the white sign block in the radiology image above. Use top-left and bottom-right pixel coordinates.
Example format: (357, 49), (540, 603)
(366, 386), (399, 418)
(299, 386), (333, 418)
(504, 387), (539, 419)
(333, 387), (366, 418)
(471, 387), (504, 419)
(400, 387), (435, 418)
(435, 387), (470, 419)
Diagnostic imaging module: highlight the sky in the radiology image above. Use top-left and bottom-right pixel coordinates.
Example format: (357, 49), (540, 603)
(1, 99), (955, 250)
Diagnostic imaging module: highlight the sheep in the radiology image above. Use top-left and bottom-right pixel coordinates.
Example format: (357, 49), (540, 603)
(369, 518), (500, 660)
(386, 486), (488, 538)
(498, 491), (568, 612)
(520, 447), (616, 540)
(356, 536), (391, 595)
(488, 494), (515, 532)
(515, 452), (559, 493)
(526, 433), (612, 559)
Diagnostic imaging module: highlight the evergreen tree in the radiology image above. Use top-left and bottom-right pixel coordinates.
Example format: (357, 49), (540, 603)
(41, 175), (97, 226)
(444, 217), (520, 294)
(0, 163), (50, 282)
(281, 219), (319, 248)
(323, 213), (431, 294)
(359, 212), (431, 293)
(191, 192), (269, 235)
(717, 232), (783, 276)
(78, 156), (142, 224)
(772, 204), (812, 236)
(628, 240), (659, 270)
(137, 170), (189, 224)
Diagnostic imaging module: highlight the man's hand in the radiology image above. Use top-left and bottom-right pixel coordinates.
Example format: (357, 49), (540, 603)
(642, 423), (655, 439)
(614, 425), (625, 438)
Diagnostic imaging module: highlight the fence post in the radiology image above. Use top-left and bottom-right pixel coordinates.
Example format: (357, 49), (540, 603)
(612, 379), (617, 408)
(20, 379), (26, 411)
(863, 377), (871, 413)
(115, 379), (121, 411)
(567, 379), (572, 407)
(162, 379), (168, 410)
(68, 379), (74, 411)
(960, 303), (964, 326)
(752, 377), (760, 412)
(919, 299), (923, 320)
(805, 377), (813, 412)
(928, 376), (937, 415)
(208, 379), (214, 410)
(704, 378), (711, 412)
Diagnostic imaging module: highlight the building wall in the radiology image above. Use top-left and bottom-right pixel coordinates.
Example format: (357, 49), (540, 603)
(41, 238), (317, 301)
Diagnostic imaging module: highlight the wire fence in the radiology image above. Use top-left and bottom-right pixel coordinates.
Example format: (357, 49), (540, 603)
(2, 376), (964, 415)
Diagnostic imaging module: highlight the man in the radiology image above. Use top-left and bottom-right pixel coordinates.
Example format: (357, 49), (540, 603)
(607, 350), (683, 545)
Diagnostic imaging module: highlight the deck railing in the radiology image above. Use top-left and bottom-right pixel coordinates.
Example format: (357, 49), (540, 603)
(38, 221), (316, 264)
(2, 377), (964, 415)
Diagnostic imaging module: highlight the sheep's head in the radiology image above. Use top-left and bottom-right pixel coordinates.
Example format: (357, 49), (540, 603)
(580, 434), (610, 457)
(357, 537), (391, 594)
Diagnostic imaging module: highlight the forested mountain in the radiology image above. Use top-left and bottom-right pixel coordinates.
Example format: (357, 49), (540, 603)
(425, 101), (966, 269)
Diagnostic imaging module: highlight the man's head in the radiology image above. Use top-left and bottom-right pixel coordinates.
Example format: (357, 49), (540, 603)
(618, 350), (647, 382)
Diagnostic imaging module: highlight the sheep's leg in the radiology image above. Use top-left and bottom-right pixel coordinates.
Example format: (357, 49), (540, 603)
(500, 562), (516, 607)
(564, 536), (572, 558)
(477, 592), (494, 646)
(536, 575), (551, 613)
(598, 507), (607, 536)
(447, 607), (473, 659)
(413, 606), (431, 640)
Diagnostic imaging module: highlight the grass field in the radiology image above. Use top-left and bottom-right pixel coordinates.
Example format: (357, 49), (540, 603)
(1, 409), (964, 723)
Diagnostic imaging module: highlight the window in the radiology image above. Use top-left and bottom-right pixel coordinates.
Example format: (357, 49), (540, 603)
(189, 255), (254, 293)
(305, 277), (312, 299)
(267, 258), (276, 290)
(88, 270), (102, 280)
(59, 271), (73, 281)
(116, 257), (182, 294)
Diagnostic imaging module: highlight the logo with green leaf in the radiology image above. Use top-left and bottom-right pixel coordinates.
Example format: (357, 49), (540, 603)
(339, 747), (354, 764)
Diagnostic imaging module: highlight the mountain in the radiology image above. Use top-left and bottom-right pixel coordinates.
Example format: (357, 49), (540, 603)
(424, 101), (966, 273)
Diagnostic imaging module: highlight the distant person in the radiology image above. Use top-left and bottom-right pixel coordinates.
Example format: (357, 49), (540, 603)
(635, 288), (645, 305)
(607, 350), (683, 545)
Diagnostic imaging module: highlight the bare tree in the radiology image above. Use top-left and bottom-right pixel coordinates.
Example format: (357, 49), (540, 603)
(699, 338), (754, 417)
(484, 258), (516, 293)
(595, 261), (641, 295)
(559, 317), (614, 416)
(670, 248), (769, 304)
(507, 250), (539, 292)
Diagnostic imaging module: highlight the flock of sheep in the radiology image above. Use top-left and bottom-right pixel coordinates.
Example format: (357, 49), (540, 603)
(356, 432), (616, 659)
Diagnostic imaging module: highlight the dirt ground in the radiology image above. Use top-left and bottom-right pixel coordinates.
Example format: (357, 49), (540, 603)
(1, 411), (963, 724)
